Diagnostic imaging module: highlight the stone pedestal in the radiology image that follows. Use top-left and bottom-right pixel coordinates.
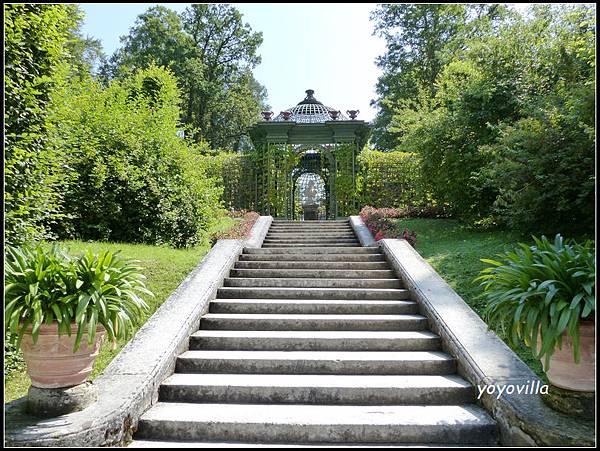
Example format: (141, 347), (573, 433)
(541, 384), (595, 419)
(303, 205), (318, 220)
(27, 382), (98, 417)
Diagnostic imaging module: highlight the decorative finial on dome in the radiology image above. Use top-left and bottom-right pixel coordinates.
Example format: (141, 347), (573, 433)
(298, 89), (322, 106)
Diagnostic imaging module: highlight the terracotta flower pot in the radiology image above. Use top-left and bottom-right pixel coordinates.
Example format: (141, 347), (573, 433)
(20, 323), (106, 389)
(540, 321), (595, 392)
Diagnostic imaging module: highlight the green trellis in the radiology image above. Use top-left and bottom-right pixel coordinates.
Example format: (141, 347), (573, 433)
(247, 95), (370, 219)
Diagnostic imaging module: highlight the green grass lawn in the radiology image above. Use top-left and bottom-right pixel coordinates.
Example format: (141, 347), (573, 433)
(4, 216), (236, 403)
(395, 218), (546, 379)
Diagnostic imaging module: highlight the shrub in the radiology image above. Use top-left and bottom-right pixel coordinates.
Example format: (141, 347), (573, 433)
(4, 4), (80, 245)
(50, 65), (223, 247)
(478, 100), (595, 235)
(359, 206), (417, 247)
(4, 244), (153, 351)
(357, 150), (432, 211)
(385, 5), (595, 233)
(476, 234), (595, 367)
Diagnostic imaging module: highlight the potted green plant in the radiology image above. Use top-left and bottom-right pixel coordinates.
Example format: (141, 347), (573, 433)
(476, 234), (595, 392)
(4, 244), (152, 389)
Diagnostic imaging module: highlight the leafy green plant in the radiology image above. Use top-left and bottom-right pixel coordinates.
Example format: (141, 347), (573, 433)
(476, 234), (595, 368)
(4, 4), (81, 245)
(4, 244), (153, 352)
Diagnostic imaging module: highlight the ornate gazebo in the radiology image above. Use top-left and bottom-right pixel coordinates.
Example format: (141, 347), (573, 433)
(249, 89), (370, 220)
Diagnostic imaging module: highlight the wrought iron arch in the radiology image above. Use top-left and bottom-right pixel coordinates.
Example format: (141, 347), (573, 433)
(248, 89), (371, 219)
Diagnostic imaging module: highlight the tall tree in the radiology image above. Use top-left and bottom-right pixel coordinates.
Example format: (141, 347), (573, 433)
(107, 4), (267, 150)
(66, 32), (105, 81)
(181, 4), (265, 149)
(108, 6), (192, 79)
(370, 4), (511, 150)
(388, 4), (595, 233)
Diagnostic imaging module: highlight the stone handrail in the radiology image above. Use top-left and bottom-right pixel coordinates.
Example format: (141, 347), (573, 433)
(349, 215), (376, 247)
(245, 215), (273, 248)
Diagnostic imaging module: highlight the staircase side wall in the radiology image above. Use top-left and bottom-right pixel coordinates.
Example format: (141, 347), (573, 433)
(379, 238), (595, 447)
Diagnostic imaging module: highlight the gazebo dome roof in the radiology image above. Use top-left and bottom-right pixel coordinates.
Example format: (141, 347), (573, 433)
(273, 89), (348, 123)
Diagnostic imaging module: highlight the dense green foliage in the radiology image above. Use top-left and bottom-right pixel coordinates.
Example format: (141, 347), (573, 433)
(4, 4), (80, 245)
(50, 65), (223, 247)
(477, 235), (595, 367)
(3, 4), (272, 250)
(106, 4), (268, 150)
(204, 152), (258, 212)
(4, 245), (152, 351)
(371, 4), (595, 235)
(212, 149), (443, 218)
(370, 4), (510, 151)
(358, 150), (429, 211)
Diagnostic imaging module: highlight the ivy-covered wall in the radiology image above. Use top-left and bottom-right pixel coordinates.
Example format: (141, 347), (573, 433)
(212, 148), (429, 218)
(357, 150), (429, 210)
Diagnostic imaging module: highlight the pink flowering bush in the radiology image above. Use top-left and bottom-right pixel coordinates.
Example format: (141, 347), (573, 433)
(360, 206), (417, 247)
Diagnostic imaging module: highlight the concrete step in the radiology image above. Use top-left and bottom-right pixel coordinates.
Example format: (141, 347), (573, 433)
(271, 218), (349, 225)
(136, 403), (497, 444)
(217, 287), (410, 300)
(159, 374), (475, 405)
(266, 233), (357, 238)
(243, 247), (381, 254)
(265, 233), (356, 237)
(229, 269), (396, 279)
(238, 254), (386, 262)
(129, 440), (475, 447)
(223, 278), (402, 289)
(175, 350), (456, 375)
(200, 313), (427, 331)
(189, 330), (442, 351)
(268, 230), (354, 235)
(267, 230), (353, 235)
(265, 238), (358, 243)
(209, 299), (418, 315)
(263, 239), (360, 244)
(234, 261), (391, 270)
(262, 243), (361, 248)
(262, 242), (361, 247)
(268, 226), (353, 231)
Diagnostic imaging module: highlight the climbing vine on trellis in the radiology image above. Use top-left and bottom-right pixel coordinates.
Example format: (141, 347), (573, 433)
(209, 148), (433, 218)
(357, 150), (430, 209)
(204, 152), (256, 211)
(333, 142), (359, 217)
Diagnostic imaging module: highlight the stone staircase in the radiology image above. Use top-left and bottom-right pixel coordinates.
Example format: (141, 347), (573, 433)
(131, 219), (498, 447)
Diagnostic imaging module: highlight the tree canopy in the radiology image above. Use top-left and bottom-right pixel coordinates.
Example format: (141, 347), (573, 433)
(370, 3), (595, 236)
(107, 4), (268, 150)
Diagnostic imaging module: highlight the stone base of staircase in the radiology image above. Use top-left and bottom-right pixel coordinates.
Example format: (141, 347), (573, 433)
(131, 219), (498, 446)
(7, 217), (592, 447)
